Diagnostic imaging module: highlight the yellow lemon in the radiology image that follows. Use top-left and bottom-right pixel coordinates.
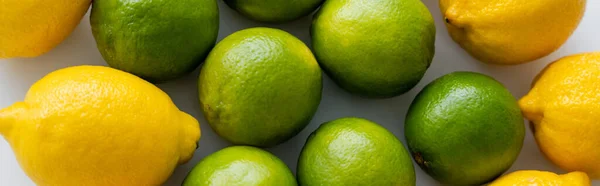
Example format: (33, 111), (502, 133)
(440, 0), (586, 65)
(520, 53), (600, 178)
(489, 170), (590, 186)
(0, 0), (90, 58)
(0, 66), (201, 186)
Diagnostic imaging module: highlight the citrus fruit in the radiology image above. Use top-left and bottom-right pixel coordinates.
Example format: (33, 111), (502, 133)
(440, 0), (586, 64)
(90, 0), (219, 82)
(489, 170), (590, 186)
(224, 0), (323, 23)
(183, 146), (296, 186)
(0, 66), (201, 186)
(311, 0), (435, 98)
(0, 0), (90, 58)
(519, 52), (600, 178)
(405, 72), (525, 185)
(297, 117), (415, 186)
(198, 27), (322, 147)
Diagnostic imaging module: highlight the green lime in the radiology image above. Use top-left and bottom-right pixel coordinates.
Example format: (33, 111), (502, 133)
(198, 27), (322, 147)
(311, 0), (435, 98)
(405, 72), (525, 185)
(224, 0), (323, 23)
(90, 0), (219, 82)
(297, 117), (415, 186)
(183, 146), (296, 186)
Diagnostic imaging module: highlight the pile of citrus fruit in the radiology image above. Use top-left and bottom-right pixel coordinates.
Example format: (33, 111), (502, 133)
(0, 0), (596, 185)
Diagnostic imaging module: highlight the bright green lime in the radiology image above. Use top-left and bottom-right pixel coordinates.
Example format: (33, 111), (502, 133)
(198, 27), (322, 147)
(311, 0), (435, 98)
(297, 117), (415, 186)
(224, 0), (323, 23)
(405, 72), (525, 185)
(183, 146), (296, 186)
(90, 0), (219, 82)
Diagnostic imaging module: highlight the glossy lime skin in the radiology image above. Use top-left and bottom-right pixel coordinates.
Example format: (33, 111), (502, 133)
(198, 27), (322, 147)
(298, 117), (416, 186)
(405, 72), (525, 185)
(311, 0), (435, 98)
(91, 0), (219, 82)
(183, 146), (297, 186)
(224, 0), (324, 23)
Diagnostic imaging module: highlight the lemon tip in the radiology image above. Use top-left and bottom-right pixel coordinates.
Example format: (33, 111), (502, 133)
(0, 102), (28, 137)
(0, 108), (14, 136)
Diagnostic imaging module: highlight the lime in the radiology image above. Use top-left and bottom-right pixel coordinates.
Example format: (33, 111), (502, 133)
(198, 27), (322, 147)
(90, 0), (219, 82)
(297, 117), (415, 186)
(311, 0), (435, 98)
(405, 71), (525, 185)
(224, 0), (323, 23)
(183, 146), (296, 186)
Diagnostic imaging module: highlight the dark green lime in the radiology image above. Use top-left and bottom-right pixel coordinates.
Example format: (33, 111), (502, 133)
(91, 0), (219, 82)
(224, 0), (323, 23)
(405, 71), (525, 185)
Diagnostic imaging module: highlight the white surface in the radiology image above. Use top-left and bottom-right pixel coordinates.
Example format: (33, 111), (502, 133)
(1, 1), (599, 185)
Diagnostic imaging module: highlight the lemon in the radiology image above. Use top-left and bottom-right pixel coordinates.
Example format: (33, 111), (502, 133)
(440, 0), (586, 64)
(489, 171), (590, 186)
(520, 52), (600, 178)
(0, 0), (90, 58)
(0, 66), (201, 186)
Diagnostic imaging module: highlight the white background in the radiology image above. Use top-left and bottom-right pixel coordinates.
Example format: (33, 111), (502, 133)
(1, 1), (599, 185)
